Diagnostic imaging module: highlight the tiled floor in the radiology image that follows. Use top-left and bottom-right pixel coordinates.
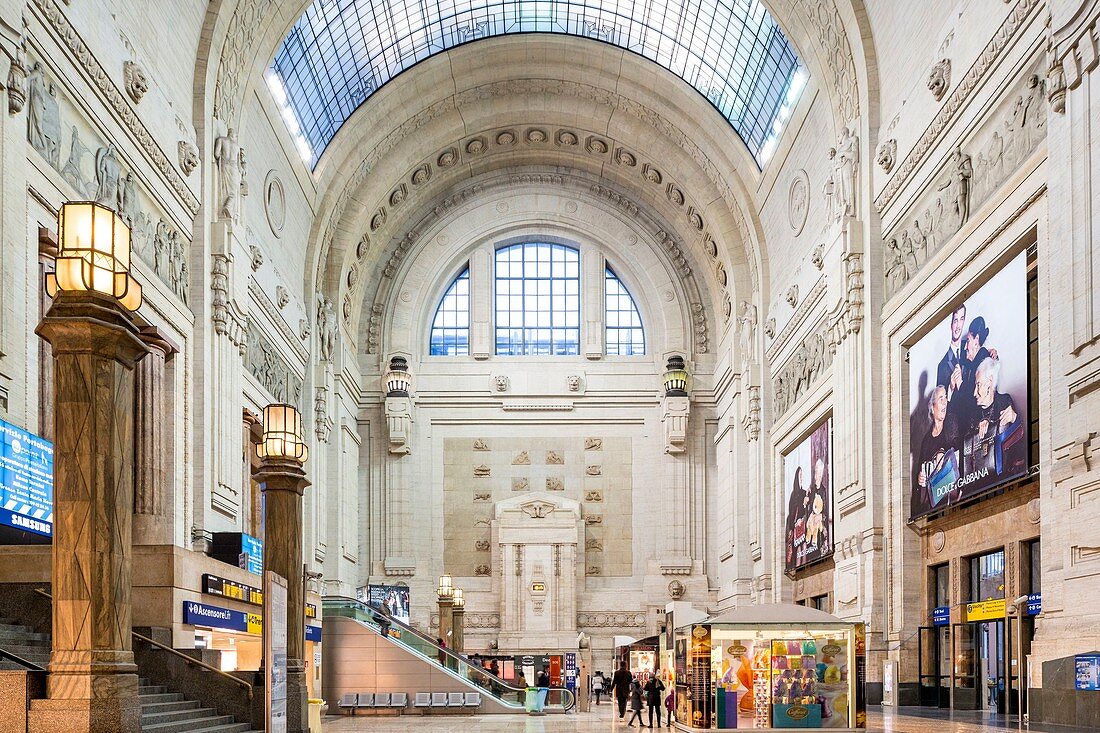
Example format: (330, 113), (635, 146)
(320, 704), (1099, 732)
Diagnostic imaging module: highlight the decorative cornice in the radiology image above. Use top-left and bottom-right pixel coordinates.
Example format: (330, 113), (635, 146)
(577, 612), (648, 628)
(248, 278), (309, 363)
(873, 0), (1043, 215)
(31, 0), (200, 216)
(766, 276), (827, 363)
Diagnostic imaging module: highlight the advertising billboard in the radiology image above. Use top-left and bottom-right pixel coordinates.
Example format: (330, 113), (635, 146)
(908, 252), (1029, 519)
(783, 418), (833, 572)
(0, 418), (54, 539)
(359, 584), (410, 625)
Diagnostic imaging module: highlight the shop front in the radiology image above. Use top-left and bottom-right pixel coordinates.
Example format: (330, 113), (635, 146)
(673, 605), (865, 731)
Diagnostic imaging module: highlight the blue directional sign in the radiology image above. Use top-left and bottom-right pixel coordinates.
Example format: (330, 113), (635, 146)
(1026, 593), (1041, 615)
(932, 606), (950, 627)
(0, 418), (53, 538)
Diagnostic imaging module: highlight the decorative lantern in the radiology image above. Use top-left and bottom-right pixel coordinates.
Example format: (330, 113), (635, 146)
(44, 201), (142, 311)
(452, 587), (465, 609)
(437, 573), (454, 600)
(662, 355), (690, 397)
(384, 356), (413, 396)
(256, 403), (309, 463)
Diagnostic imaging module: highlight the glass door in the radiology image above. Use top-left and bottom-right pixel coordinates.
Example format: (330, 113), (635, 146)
(918, 626), (950, 707)
(952, 623), (978, 710)
(977, 620), (1006, 713)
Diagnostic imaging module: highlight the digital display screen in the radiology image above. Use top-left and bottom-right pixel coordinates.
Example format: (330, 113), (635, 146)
(0, 418), (54, 538)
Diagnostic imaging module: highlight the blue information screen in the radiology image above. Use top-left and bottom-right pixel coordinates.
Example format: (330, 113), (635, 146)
(1076, 654), (1100, 691)
(0, 418), (54, 538)
(241, 533), (263, 575)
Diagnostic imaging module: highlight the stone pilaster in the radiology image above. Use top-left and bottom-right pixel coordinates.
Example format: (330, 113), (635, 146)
(133, 328), (178, 545)
(451, 606), (465, 653)
(256, 458), (310, 733)
(32, 291), (149, 733)
(437, 597), (453, 649)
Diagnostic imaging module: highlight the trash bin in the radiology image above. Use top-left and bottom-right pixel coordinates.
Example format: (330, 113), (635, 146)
(525, 687), (547, 714)
(308, 699), (325, 732)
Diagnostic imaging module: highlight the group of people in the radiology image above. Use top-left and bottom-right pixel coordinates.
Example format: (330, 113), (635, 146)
(593, 662), (673, 727)
(914, 302), (1024, 513)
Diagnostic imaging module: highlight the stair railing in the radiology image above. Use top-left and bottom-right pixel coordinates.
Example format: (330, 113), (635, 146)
(32, 588), (253, 700)
(0, 647), (45, 672)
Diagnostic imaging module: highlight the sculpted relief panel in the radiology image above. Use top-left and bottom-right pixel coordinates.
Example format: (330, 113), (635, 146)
(884, 70), (1047, 299)
(245, 322), (303, 408)
(442, 436), (632, 578)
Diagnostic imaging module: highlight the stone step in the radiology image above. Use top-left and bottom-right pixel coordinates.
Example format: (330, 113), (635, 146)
(139, 714), (242, 733)
(141, 706), (217, 726)
(137, 692), (185, 704)
(0, 628), (48, 642)
(140, 699), (202, 716)
(0, 645), (50, 660)
(139, 685), (167, 695)
(0, 660), (37, 671)
(0, 622), (38, 637)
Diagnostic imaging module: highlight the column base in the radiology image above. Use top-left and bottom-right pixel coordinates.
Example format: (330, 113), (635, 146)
(28, 682), (141, 733)
(286, 664), (308, 733)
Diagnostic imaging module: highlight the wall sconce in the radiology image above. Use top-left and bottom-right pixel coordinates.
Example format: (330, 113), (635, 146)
(452, 587), (465, 610)
(44, 201), (142, 311)
(662, 355), (690, 397)
(256, 403), (309, 463)
(437, 573), (454, 600)
(384, 356), (413, 397)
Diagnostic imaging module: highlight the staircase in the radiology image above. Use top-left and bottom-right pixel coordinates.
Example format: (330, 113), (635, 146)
(0, 617), (49, 670)
(139, 679), (262, 733)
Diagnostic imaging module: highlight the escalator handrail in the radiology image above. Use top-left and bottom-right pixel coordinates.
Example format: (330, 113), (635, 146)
(322, 595), (576, 711)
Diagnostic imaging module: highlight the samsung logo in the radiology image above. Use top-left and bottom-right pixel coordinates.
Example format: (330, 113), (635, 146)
(11, 514), (51, 534)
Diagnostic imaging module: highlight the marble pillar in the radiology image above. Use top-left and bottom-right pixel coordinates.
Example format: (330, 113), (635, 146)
(32, 290), (149, 733)
(437, 597), (453, 650)
(256, 457), (310, 733)
(133, 328), (177, 545)
(451, 606), (465, 653)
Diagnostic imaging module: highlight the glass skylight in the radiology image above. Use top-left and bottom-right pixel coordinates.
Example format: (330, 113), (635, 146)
(272, 0), (804, 167)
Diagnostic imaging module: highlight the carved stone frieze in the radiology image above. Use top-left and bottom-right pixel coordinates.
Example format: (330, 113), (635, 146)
(513, 451), (530, 465)
(474, 465), (491, 477)
(473, 438), (490, 451)
(245, 321), (303, 408)
(742, 385), (761, 442)
(876, 139), (897, 173)
(545, 477), (564, 491)
(314, 387), (332, 443)
(511, 477), (529, 491)
(576, 612), (647, 628)
(177, 141), (198, 176)
(772, 326), (835, 418)
(927, 59), (951, 101)
(788, 169), (809, 235)
(122, 61), (148, 103)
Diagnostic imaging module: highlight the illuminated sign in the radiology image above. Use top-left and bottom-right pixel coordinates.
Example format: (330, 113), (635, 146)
(183, 601), (248, 633)
(0, 418), (53, 538)
(965, 599), (1006, 622)
(531, 582), (546, 593)
(202, 573), (317, 618)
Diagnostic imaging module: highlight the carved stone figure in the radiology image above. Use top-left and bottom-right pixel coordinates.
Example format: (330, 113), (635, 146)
(7, 42), (27, 114)
(317, 295), (337, 361)
(876, 139), (897, 173)
(584, 438), (602, 451)
(60, 125), (91, 196)
(737, 301), (757, 371)
(473, 438), (489, 451)
(585, 539), (603, 551)
(119, 172), (139, 227)
(27, 62), (61, 167)
(584, 514), (603, 525)
(473, 465), (491, 477)
(821, 170), (836, 221)
(941, 147), (973, 227)
(250, 245), (264, 271)
(177, 141), (199, 176)
(566, 375), (581, 392)
(493, 375), (509, 392)
(152, 220), (170, 277)
(546, 477), (564, 491)
(298, 319), (310, 341)
(585, 490), (603, 502)
(475, 540), (490, 551)
(511, 477), (529, 491)
(512, 451), (530, 465)
(94, 145), (123, 209)
(214, 128), (244, 221)
(667, 580), (686, 600)
(833, 125), (859, 218)
(764, 318), (776, 339)
(1048, 50), (1067, 113)
(585, 465), (602, 476)
(546, 450), (563, 464)
(123, 61), (149, 104)
(928, 59), (951, 101)
(276, 285), (289, 309)
(314, 387), (331, 443)
(474, 492), (491, 501)
(475, 565), (490, 576)
(811, 243), (825, 271)
(170, 230), (188, 305)
(785, 285), (799, 308)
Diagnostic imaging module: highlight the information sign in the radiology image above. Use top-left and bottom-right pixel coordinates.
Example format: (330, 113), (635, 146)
(965, 599), (1006, 622)
(305, 625), (322, 643)
(0, 418), (53, 538)
(932, 606), (950, 627)
(182, 601), (248, 633)
(1075, 654), (1100, 691)
(265, 572), (288, 733)
(1026, 593), (1041, 616)
(241, 533), (263, 575)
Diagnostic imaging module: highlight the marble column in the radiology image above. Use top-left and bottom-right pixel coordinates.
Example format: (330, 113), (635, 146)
(32, 290), (149, 733)
(451, 605), (465, 653)
(437, 597), (453, 649)
(256, 457), (310, 733)
(133, 327), (177, 545)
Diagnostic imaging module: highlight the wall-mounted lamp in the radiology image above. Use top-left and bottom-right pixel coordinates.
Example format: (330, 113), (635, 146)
(45, 201), (142, 311)
(256, 403), (309, 463)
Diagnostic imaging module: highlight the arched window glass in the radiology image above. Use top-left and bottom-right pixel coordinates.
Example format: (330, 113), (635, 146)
(495, 243), (580, 355)
(605, 267), (645, 355)
(428, 267), (470, 355)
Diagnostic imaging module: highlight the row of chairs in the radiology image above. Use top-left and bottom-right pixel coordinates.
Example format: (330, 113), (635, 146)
(337, 692), (408, 713)
(413, 691), (482, 709)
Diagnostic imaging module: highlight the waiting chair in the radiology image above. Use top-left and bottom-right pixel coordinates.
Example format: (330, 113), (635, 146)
(464, 692), (482, 707)
(413, 692), (432, 708)
(390, 692), (409, 708)
(373, 692), (391, 707)
(431, 691), (449, 707)
(355, 693), (374, 711)
(338, 692), (358, 715)
(447, 692), (465, 707)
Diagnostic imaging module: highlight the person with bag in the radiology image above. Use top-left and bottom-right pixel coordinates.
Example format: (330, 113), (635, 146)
(611, 661), (633, 719)
(627, 679), (646, 727)
(644, 673), (666, 727)
(592, 670), (604, 705)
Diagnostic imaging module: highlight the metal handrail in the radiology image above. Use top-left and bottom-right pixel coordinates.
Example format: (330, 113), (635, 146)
(32, 588), (253, 700)
(0, 647), (45, 672)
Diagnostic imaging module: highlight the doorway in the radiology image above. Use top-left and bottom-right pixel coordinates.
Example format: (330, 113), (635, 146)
(976, 620), (1005, 713)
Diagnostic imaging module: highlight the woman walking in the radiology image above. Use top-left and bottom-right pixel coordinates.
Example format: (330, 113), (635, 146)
(627, 679), (646, 727)
(592, 670), (604, 705)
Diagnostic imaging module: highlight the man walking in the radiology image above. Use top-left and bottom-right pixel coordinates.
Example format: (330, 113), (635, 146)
(611, 661), (633, 719)
(645, 673), (666, 728)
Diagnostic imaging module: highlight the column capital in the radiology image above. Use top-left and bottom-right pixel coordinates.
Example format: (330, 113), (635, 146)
(36, 291), (148, 368)
(256, 458), (311, 496)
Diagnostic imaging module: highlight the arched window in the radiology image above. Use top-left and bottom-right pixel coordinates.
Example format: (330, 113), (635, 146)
(428, 267), (470, 356)
(605, 267), (645, 355)
(495, 243), (580, 355)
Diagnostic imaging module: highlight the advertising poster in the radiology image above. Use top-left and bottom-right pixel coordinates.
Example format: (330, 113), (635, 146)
(0, 418), (54, 538)
(783, 418), (833, 572)
(265, 572), (288, 733)
(363, 584), (410, 624)
(908, 252), (1029, 519)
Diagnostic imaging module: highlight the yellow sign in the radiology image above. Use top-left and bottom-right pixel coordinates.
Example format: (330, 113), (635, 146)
(246, 613), (263, 635)
(531, 582), (546, 593)
(966, 599), (1006, 621)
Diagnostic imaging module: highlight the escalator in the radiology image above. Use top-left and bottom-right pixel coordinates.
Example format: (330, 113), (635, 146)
(322, 596), (575, 714)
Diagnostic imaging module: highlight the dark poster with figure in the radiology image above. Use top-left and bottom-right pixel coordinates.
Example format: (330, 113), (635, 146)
(688, 625), (712, 728)
(783, 418), (834, 572)
(907, 252), (1029, 519)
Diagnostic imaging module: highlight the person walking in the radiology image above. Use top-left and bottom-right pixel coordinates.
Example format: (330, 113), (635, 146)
(627, 679), (646, 727)
(611, 661), (633, 719)
(592, 670), (604, 705)
(664, 689), (674, 727)
(644, 673), (666, 727)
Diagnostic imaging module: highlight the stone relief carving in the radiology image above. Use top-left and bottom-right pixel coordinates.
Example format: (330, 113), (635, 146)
(61, 125), (92, 195)
(785, 285), (799, 308)
(742, 385), (761, 442)
(576, 612), (647, 628)
(522, 500), (555, 519)
(512, 451), (530, 465)
(585, 465), (602, 476)
(211, 255), (248, 353)
(585, 438), (602, 451)
(249, 245), (264, 271)
(178, 140), (199, 176)
(475, 565), (490, 576)
(493, 375), (509, 392)
(122, 61), (148, 104)
(811, 243), (825, 271)
(566, 375), (581, 392)
(94, 144), (123, 208)
(928, 59), (951, 101)
(586, 565), (602, 576)
(545, 477), (564, 491)
(6, 41), (27, 114)
(316, 295), (337, 361)
(764, 318), (776, 339)
(830, 125), (859, 220)
(585, 539), (603, 552)
(584, 514), (602, 525)
(214, 128), (245, 221)
(667, 580), (686, 600)
(546, 450), (563, 464)
(314, 386), (332, 443)
(27, 62), (61, 167)
(791, 0), (859, 122)
(788, 169), (809, 235)
(475, 540), (490, 551)
(275, 285), (289, 309)
(473, 438), (490, 451)
(388, 183), (407, 207)
(738, 301), (757, 371)
(264, 171), (286, 236)
(473, 465), (491, 477)
(876, 139), (897, 173)
(245, 322), (302, 406)
(585, 490), (603, 502)
(511, 477), (529, 491)
(474, 492), (491, 501)
(772, 327), (835, 417)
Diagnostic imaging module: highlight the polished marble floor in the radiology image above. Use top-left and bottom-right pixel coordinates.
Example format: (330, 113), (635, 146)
(320, 704), (1097, 732)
